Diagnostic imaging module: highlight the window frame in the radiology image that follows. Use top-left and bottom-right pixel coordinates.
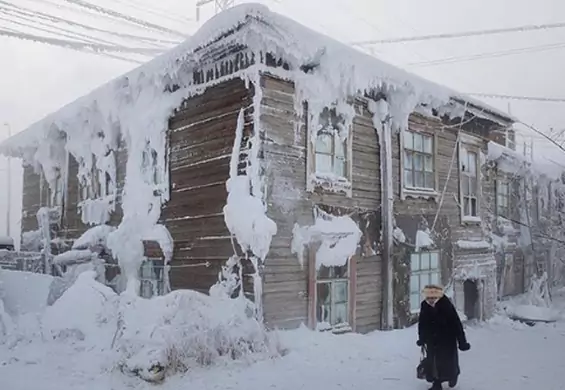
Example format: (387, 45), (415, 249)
(315, 263), (350, 331)
(79, 153), (116, 202)
(306, 106), (354, 197)
(139, 258), (165, 298)
(495, 177), (512, 220)
(459, 134), (482, 223)
(399, 129), (439, 200)
(409, 250), (441, 314)
(308, 249), (357, 332)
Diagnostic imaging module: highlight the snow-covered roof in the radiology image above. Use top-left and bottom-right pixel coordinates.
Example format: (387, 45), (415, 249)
(0, 3), (513, 158)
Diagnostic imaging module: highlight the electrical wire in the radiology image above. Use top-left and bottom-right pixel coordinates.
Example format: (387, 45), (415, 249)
(351, 21), (565, 46)
(407, 41), (565, 67)
(0, 0), (181, 46)
(63, 0), (187, 38)
(465, 93), (565, 103)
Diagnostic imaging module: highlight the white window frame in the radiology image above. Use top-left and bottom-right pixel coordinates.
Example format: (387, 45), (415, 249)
(315, 261), (351, 331)
(459, 133), (482, 223)
(409, 251), (441, 314)
(306, 107), (353, 197)
(400, 129), (439, 199)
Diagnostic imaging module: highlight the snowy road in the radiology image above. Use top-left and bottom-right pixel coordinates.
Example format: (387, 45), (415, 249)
(1, 316), (564, 390)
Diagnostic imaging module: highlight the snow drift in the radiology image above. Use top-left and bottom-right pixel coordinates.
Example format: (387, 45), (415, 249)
(2, 271), (281, 382)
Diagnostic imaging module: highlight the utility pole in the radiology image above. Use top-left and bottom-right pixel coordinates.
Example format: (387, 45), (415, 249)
(2, 123), (11, 237)
(196, 0), (235, 22)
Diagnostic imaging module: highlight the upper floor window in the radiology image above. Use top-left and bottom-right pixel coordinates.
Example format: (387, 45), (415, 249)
(496, 178), (511, 219)
(402, 130), (435, 192)
(460, 144), (480, 221)
(307, 106), (353, 196)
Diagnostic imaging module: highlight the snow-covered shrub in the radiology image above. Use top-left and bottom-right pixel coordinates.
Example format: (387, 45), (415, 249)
(114, 290), (281, 380)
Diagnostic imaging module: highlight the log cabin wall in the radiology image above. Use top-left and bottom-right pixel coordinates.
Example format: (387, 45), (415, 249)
(163, 78), (254, 295)
(258, 74), (383, 333)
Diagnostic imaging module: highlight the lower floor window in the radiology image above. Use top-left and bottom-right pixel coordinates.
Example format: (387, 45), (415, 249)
(140, 259), (165, 298)
(410, 251), (440, 313)
(316, 263), (349, 330)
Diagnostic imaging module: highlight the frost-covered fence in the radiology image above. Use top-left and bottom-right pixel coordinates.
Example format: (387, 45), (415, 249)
(0, 250), (44, 273)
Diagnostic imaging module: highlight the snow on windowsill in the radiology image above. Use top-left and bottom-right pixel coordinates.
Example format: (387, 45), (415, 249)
(462, 216), (482, 224)
(455, 240), (492, 250)
(309, 173), (352, 197)
(402, 187), (439, 200)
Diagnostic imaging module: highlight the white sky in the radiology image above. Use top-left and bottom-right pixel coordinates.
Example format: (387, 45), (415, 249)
(0, 0), (564, 243)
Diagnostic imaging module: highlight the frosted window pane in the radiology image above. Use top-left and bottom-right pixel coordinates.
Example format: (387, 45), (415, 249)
(316, 133), (332, 153)
(415, 172), (424, 188)
(468, 152), (477, 175)
(404, 150), (413, 169)
(410, 293), (421, 311)
(411, 254), (420, 271)
(332, 281), (348, 304)
(332, 302), (348, 325)
(430, 252), (439, 269)
(316, 154), (332, 174)
(334, 157), (346, 177)
(420, 274), (430, 289)
(404, 131), (414, 149)
(414, 154), (423, 171)
(335, 138), (346, 157)
(462, 177), (470, 196)
(414, 133), (423, 151)
(424, 155), (433, 172)
(425, 173), (434, 189)
(420, 253), (430, 269)
(460, 148), (468, 171)
(410, 276), (419, 294)
(405, 169), (413, 187)
(424, 136), (433, 153)
(431, 272), (440, 285)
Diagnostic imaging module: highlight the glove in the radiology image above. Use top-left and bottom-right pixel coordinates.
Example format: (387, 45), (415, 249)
(416, 339), (424, 347)
(458, 341), (471, 351)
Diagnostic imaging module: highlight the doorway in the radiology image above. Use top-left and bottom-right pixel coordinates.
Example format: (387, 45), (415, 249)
(463, 279), (479, 320)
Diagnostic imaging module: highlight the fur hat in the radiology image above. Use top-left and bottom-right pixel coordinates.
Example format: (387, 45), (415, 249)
(423, 284), (444, 299)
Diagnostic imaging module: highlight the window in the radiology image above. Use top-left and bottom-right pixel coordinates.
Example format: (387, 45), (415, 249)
(315, 132), (347, 177)
(403, 130), (435, 191)
(460, 146), (479, 218)
(496, 179), (511, 218)
(316, 263), (349, 330)
(307, 106), (352, 196)
(139, 259), (165, 298)
(409, 251), (440, 313)
(79, 153), (115, 201)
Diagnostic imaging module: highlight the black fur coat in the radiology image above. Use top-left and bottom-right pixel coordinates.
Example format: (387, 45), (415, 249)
(418, 295), (468, 382)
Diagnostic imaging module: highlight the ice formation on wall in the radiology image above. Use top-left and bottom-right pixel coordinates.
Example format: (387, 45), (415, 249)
(291, 212), (361, 269)
(215, 102), (277, 319)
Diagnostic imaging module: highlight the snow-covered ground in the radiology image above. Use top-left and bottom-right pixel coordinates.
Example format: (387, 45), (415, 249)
(1, 284), (565, 390)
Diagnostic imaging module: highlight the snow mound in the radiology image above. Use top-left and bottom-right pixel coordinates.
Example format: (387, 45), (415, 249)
(505, 304), (560, 323)
(115, 291), (281, 380)
(43, 271), (118, 344)
(0, 270), (54, 317)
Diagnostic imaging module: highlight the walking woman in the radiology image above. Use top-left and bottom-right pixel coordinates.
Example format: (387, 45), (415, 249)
(417, 285), (471, 390)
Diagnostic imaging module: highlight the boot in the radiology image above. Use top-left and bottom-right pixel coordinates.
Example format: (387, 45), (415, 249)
(448, 376), (458, 388)
(429, 381), (442, 390)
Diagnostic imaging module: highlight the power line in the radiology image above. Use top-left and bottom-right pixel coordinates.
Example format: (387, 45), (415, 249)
(466, 93), (565, 103)
(0, 0), (180, 46)
(62, 0), (187, 38)
(0, 27), (158, 57)
(407, 41), (565, 67)
(350, 21), (565, 46)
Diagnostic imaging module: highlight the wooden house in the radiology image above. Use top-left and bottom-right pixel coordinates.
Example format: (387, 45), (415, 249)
(0, 5), (522, 332)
